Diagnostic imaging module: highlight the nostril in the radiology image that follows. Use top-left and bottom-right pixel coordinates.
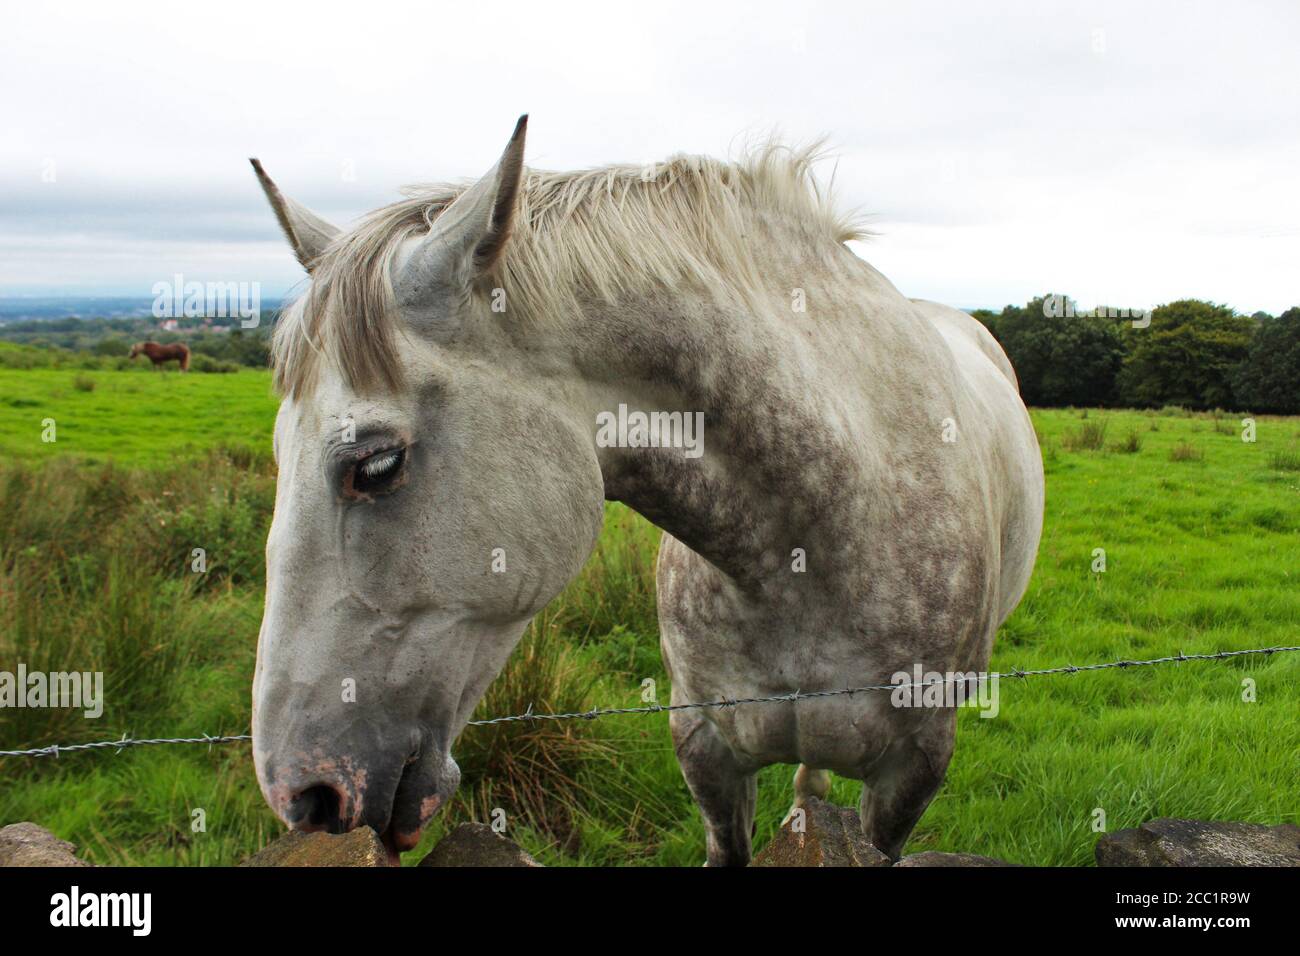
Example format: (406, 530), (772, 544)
(285, 783), (347, 833)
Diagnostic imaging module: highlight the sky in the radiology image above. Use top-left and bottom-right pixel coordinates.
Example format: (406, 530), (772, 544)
(1, 0), (1297, 314)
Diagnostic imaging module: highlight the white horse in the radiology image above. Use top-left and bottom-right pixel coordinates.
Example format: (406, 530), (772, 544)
(250, 117), (1044, 866)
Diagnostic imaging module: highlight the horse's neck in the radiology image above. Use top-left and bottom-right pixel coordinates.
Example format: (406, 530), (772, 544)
(555, 264), (893, 596)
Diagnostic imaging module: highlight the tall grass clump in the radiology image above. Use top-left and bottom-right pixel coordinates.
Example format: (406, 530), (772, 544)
(1268, 446), (1300, 471)
(450, 505), (663, 850)
(1169, 441), (1204, 462)
(0, 456), (276, 751)
(1110, 428), (1143, 454)
(1062, 418), (1109, 451)
(453, 610), (613, 849)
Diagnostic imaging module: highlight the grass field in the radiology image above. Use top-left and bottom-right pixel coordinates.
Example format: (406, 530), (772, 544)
(0, 366), (278, 466)
(1, 366), (1297, 866)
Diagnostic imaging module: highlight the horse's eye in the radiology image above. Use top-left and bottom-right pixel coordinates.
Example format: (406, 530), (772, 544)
(350, 447), (406, 497)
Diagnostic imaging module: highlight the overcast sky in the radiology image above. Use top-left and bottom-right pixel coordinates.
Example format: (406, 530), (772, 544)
(2, 0), (1297, 313)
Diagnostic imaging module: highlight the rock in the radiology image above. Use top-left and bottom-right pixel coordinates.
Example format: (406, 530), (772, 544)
(750, 797), (891, 867)
(1096, 819), (1300, 867)
(418, 823), (542, 867)
(0, 822), (92, 867)
(894, 851), (1020, 867)
(240, 827), (388, 867)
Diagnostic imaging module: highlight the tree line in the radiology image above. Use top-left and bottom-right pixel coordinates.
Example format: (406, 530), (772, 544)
(3, 301), (1296, 412)
(0, 315), (271, 370)
(970, 296), (1300, 413)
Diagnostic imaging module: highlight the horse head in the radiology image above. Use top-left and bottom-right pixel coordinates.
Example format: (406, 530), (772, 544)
(249, 117), (605, 862)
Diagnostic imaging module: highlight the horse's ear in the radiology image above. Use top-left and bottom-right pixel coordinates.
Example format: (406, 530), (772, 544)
(399, 115), (528, 297)
(249, 159), (342, 273)
(465, 114), (528, 272)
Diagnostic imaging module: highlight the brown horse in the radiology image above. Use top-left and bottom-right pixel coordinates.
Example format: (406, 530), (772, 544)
(129, 341), (190, 371)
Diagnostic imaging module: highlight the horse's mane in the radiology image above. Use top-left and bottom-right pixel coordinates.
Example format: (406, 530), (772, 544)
(271, 141), (868, 398)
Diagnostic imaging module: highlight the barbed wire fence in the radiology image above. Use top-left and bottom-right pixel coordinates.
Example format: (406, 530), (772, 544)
(3, 645), (1296, 760)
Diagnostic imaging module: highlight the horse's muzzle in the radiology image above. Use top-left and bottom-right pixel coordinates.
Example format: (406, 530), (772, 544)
(256, 736), (459, 865)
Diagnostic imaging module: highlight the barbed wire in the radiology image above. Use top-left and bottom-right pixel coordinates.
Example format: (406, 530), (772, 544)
(2, 644), (1296, 759)
(0, 732), (252, 759)
(466, 644), (1300, 725)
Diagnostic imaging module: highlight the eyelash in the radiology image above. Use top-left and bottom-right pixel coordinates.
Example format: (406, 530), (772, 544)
(350, 447), (406, 496)
(360, 451), (402, 479)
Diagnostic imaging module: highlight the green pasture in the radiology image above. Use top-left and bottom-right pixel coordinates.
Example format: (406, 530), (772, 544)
(0, 364), (1296, 865)
(0, 365), (278, 466)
